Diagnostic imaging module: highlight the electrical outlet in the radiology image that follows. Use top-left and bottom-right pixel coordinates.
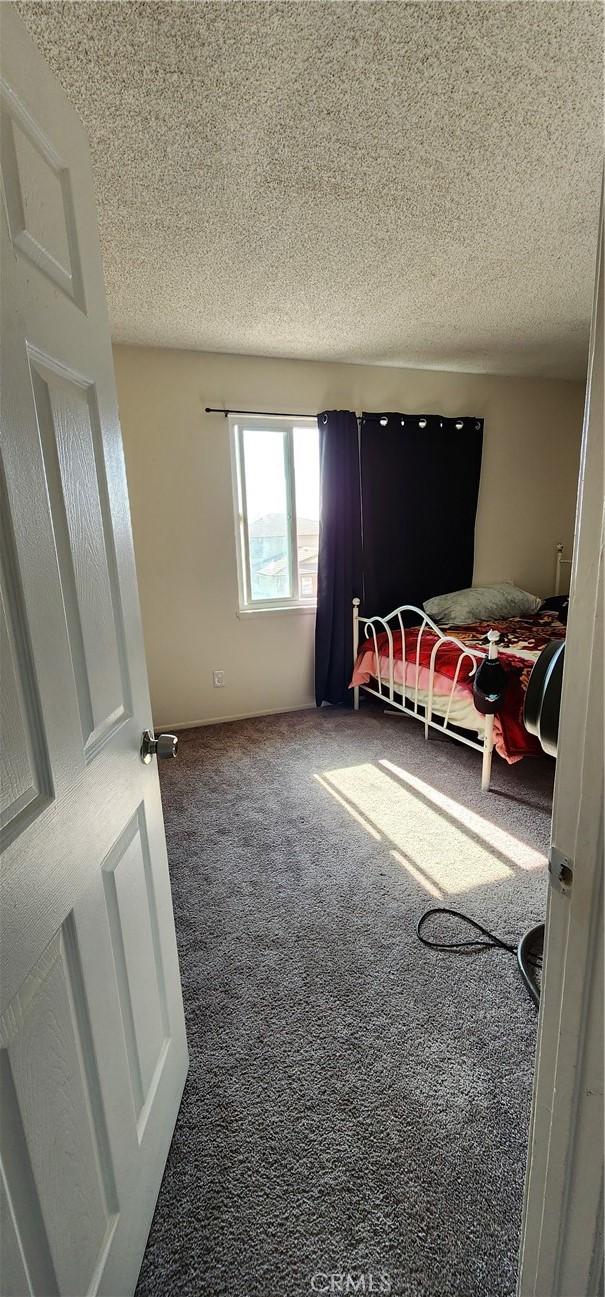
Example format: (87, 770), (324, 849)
(212, 669), (225, 688)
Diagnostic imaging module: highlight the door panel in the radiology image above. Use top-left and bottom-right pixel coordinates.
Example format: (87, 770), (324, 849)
(0, 578), (41, 830)
(0, 484), (53, 850)
(1, 78), (84, 306)
(0, 9), (188, 1294)
(101, 807), (170, 1128)
(28, 349), (131, 757)
(1, 925), (119, 1297)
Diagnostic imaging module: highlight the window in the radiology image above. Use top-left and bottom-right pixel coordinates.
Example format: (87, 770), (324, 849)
(230, 415), (320, 610)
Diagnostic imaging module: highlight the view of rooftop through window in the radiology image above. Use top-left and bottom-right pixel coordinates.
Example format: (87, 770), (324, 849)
(236, 420), (320, 605)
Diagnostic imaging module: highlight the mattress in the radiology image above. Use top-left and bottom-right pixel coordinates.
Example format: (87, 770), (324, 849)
(372, 666), (486, 740)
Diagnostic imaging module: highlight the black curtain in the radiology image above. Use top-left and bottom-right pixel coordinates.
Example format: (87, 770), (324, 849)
(314, 411), (362, 706)
(361, 412), (483, 615)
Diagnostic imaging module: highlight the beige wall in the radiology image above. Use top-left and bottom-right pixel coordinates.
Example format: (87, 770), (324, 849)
(113, 345), (584, 728)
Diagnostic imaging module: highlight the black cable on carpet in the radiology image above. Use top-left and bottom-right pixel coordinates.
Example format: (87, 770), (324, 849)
(416, 908), (544, 1008)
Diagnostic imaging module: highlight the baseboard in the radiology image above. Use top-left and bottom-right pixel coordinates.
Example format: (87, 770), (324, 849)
(155, 701), (316, 731)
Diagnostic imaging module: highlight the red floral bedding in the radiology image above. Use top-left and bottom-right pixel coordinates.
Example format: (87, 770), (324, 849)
(351, 610), (567, 762)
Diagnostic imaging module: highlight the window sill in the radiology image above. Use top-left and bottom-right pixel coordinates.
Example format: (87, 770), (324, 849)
(237, 604), (317, 619)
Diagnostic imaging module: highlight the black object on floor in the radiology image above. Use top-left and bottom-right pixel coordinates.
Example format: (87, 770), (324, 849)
(517, 923), (545, 1007)
(416, 908), (545, 1007)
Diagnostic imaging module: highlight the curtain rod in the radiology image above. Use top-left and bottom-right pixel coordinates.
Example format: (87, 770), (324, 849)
(205, 407), (480, 428)
(205, 406), (319, 419)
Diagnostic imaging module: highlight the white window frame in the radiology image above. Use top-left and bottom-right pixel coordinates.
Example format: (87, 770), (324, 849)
(229, 414), (319, 614)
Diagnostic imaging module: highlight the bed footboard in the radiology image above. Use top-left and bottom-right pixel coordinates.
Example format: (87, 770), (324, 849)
(351, 597), (500, 790)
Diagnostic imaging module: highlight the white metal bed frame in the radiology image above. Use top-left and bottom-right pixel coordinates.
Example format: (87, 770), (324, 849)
(352, 598), (500, 791)
(350, 543), (571, 793)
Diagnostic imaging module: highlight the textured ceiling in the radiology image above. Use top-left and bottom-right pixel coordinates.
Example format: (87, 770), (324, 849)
(16, 1), (604, 378)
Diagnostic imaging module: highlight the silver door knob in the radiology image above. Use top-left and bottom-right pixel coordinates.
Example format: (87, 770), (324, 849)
(140, 729), (178, 764)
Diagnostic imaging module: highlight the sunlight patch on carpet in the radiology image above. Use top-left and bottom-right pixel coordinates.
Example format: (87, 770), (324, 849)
(379, 758), (547, 870)
(318, 762), (529, 895)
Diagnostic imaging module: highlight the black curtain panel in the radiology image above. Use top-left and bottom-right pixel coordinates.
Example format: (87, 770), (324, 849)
(315, 410), (362, 706)
(360, 412), (483, 615)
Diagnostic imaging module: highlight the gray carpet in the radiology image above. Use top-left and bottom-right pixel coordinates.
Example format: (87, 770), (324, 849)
(136, 704), (554, 1297)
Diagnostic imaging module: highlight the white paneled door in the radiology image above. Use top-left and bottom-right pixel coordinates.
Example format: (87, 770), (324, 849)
(0, 9), (188, 1296)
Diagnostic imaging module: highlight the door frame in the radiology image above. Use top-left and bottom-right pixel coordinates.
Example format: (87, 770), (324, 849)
(518, 188), (604, 1296)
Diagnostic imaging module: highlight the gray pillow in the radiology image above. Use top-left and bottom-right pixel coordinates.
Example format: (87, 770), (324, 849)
(423, 582), (542, 627)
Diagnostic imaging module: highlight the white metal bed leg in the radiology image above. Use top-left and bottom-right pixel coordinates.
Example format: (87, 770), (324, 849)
(352, 597), (360, 711)
(481, 714), (495, 791)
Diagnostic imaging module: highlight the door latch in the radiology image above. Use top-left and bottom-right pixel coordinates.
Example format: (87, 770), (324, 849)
(548, 846), (573, 895)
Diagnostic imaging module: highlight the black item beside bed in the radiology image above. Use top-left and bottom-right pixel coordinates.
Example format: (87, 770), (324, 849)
(540, 595), (569, 624)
